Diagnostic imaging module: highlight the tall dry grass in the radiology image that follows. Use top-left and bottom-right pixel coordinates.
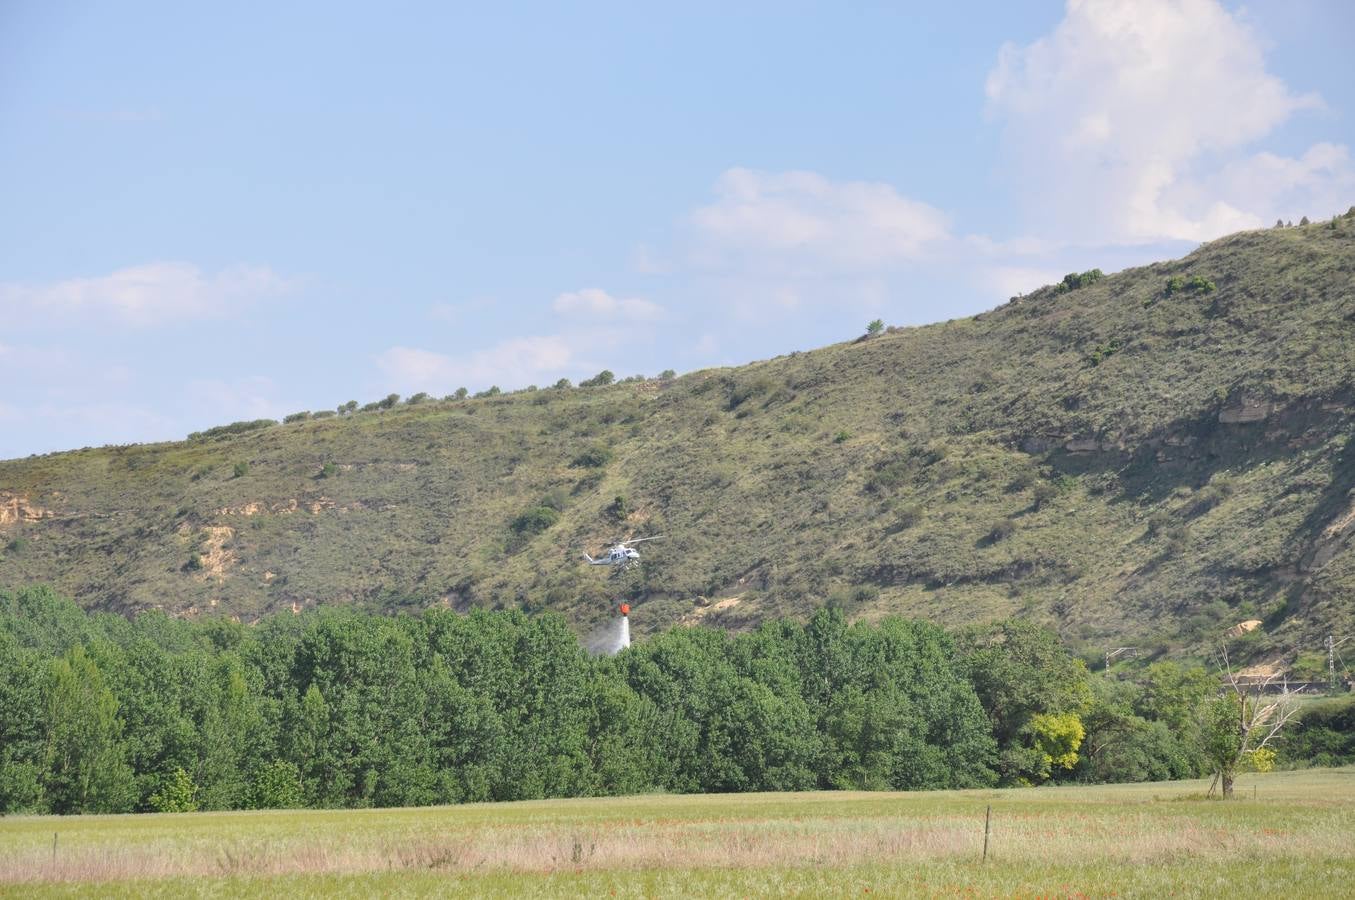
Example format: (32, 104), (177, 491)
(2, 769), (1353, 886)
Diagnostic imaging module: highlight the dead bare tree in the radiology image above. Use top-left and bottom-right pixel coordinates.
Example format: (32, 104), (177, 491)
(1204, 645), (1302, 798)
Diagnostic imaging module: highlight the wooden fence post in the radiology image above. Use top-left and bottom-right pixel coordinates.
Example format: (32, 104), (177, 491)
(982, 805), (991, 862)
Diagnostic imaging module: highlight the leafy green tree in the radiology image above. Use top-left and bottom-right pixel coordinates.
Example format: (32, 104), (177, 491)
(1281, 697), (1355, 767)
(0, 633), (46, 812)
(956, 620), (1091, 785)
(1029, 712), (1085, 779)
(1075, 677), (1197, 784)
(580, 370), (615, 388)
(580, 670), (666, 796)
(1200, 671), (1298, 798)
(453, 387), (469, 400)
(249, 760), (304, 809)
(866, 319), (884, 337)
(286, 682), (341, 805)
(1131, 661), (1214, 773)
(148, 767), (198, 812)
(42, 646), (135, 813)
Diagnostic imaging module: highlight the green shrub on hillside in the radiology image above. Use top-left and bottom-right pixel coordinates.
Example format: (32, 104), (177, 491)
(196, 419), (277, 440)
(232, 461), (249, 479)
(539, 488), (568, 511)
(510, 505), (560, 535)
(1056, 269), (1104, 292)
(727, 377), (776, 411)
(571, 444), (614, 468)
(580, 370), (615, 388)
(986, 518), (1016, 543)
(1086, 338), (1124, 367)
(1164, 275), (1216, 296)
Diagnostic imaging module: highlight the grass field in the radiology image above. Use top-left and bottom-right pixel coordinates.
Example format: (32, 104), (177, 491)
(2, 768), (1353, 897)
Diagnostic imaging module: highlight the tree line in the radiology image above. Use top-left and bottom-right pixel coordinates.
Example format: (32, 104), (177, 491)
(0, 587), (1348, 814)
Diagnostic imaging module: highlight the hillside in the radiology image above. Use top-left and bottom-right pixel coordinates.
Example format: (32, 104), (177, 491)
(2, 218), (1354, 661)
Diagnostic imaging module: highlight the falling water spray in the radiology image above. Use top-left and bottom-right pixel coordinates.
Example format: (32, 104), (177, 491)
(617, 603), (631, 651)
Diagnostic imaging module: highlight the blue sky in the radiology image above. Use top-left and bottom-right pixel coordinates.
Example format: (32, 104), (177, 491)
(2, 1), (1352, 459)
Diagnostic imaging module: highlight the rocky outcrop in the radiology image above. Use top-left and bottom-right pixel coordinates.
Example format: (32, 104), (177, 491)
(1219, 400), (1274, 424)
(0, 492), (55, 528)
(1306, 494), (1355, 572)
(1226, 619), (1263, 639)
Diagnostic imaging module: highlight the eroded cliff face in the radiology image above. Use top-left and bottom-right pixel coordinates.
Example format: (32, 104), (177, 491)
(0, 492), (55, 527)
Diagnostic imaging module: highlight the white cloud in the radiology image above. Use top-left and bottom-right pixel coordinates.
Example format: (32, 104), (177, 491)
(981, 266), (1067, 299)
(986, 0), (1348, 243)
(689, 168), (950, 273)
(380, 284), (663, 394)
(629, 243), (673, 275)
(0, 262), (293, 327)
(553, 288), (663, 322)
(0, 399), (180, 457)
(377, 336), (579, 393)
(1205, 142), (1355, 222)
(183, 376), (284, 423)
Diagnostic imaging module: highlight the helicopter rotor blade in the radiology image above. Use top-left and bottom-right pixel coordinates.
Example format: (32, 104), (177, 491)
(620, 535), (664, 545)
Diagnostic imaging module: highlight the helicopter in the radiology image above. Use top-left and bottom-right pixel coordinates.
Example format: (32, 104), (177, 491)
(583, 535), (663, 570)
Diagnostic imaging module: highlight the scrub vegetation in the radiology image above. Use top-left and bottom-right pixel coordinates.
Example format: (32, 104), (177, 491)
(1, 218), (1354, 663)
